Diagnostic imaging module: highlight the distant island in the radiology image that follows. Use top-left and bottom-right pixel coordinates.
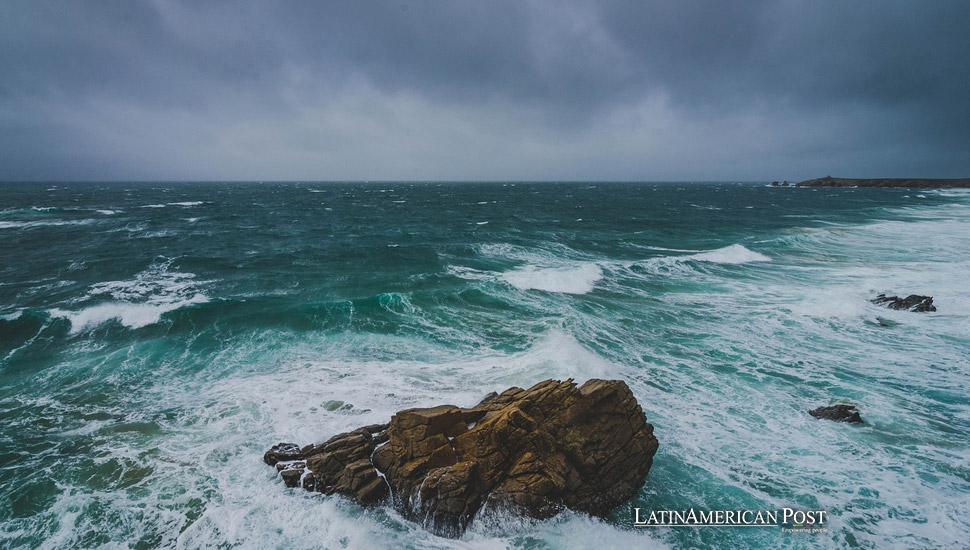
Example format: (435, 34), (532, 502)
(775, 176), (970, 188)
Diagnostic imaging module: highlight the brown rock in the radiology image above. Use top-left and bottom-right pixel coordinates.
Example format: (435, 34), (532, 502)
(279, 467), (304, 488)
(301, 425), (389, 501)
(263, 442), (303, 466)
(264, 379), (658, 537)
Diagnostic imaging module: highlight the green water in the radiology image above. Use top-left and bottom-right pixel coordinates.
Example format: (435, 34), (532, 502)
(1, 182), (968, 548)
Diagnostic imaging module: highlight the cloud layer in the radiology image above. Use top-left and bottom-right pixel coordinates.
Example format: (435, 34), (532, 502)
(2, 1), (968, 181)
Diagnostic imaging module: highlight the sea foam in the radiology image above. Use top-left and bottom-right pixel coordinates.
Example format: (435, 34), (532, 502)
(0, 219), (96, 230)
(49, 263), (209, 333)
(474, 242), (605, 294)
(5, 182), (969, 550)
(501, 264), (603, 294)
(687, 244), (770, 264)
(51, 296), (207, 333)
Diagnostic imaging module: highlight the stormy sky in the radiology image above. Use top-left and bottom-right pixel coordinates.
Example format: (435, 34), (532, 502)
(1, 1), (968, 182)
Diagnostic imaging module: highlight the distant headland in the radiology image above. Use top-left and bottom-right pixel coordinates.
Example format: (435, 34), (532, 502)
(773, 176), (970, 188)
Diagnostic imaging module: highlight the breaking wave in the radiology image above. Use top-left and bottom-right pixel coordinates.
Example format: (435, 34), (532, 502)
(501, 264), (603, 294)
(687, 244), (771, 264)
(49, 263), (210, 333)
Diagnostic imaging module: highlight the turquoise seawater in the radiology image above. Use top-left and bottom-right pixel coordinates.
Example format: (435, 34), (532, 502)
(1, 182), (968, 549)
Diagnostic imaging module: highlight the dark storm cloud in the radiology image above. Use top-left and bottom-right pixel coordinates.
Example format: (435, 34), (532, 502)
(1, 0), (968, 181)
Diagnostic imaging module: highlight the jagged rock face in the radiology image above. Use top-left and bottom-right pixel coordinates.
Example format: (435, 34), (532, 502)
(809, 404), (863, 424)
(871, 294), (936, 312)
(264, 378), (659, 537)
(263, 424), (390, 504)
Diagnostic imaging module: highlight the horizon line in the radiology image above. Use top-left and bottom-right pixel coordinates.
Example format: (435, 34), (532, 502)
(0, 179), (782, 184)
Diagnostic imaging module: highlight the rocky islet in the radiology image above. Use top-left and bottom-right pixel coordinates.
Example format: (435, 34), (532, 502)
(264, 378), (659, 537)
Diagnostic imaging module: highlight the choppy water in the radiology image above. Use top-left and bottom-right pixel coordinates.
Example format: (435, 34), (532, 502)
(1, 182), (968, 549)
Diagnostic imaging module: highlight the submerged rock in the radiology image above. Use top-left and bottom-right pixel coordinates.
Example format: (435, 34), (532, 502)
(871, 294), (936, 312)
(264, 378), (659, 537)
(809, 404), (863, 424)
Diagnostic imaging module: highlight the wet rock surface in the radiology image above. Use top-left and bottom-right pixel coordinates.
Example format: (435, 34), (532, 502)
(264, 378), (659, 537)
(809, 404), (863, 424)
(871, 294), (936, 312)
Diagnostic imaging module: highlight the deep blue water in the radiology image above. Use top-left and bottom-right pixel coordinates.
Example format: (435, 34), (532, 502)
(1, 182), (968, 549)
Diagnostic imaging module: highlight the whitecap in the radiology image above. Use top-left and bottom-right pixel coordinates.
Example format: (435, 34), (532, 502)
(624, 244), (697, 253)
(687, 244), (770, 264)
(168, 201), (205, 207)
(30, 206), (67, 212)
(138, 230), (179, 239)
(0, 219), (95, 230)
(505, 329), (615, 381)
(932, 189), (970, 197)
(446, 265), (495, 281)
(501, 263), (603, 294)
(51, 295), (207, 333)
(0, 310), (24, 321)
(49, 263), (210, 333)
(477, 242), (520, 258)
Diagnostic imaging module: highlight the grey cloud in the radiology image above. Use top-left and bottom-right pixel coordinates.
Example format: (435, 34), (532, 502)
(0, 0), (968, 181)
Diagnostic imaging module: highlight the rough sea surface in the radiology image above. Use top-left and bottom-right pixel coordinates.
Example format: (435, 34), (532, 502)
(1, 182), (968, 549)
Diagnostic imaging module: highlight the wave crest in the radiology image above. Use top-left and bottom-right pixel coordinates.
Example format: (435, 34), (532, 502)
(688, 244), (770, 264)
(501, 263), (603, 294)
(49, 263), (210, 333)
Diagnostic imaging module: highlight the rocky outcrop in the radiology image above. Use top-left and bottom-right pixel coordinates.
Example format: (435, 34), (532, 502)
(264, 378), (658, 537)
(796, 176), (970, 188)
(809, 404), (863, 424)
(871, 294), (936, 312)
(263, 424), (390, 504)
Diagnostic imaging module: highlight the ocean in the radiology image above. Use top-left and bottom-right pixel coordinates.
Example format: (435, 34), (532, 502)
(1, 182), (968, 549)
